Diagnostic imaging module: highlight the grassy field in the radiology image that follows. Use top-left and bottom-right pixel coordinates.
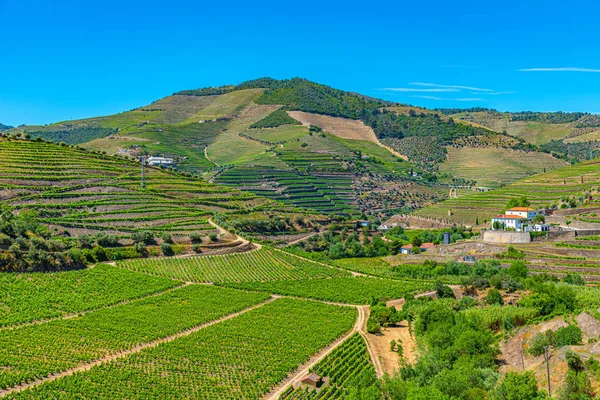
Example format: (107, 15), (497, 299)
(439, 147), (568, 187)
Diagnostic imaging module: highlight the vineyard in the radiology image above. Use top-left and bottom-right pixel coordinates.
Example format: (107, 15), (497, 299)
(279, 333), (377, 399)
(222, 276), (432, 305)
(0, 284), (270, 390)
(0, 264), (179, 326)
(417, 158), (600, 225)
(6, 299), (356, 399)
(0, 139), (303, 241)
(117, 247), (349, 283)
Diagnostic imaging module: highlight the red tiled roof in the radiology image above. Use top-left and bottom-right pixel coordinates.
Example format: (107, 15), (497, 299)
(420, 242), (435, 249)
(401, 244), (413, 249)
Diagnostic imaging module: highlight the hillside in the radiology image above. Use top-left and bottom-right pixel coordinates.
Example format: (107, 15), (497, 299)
(0, 137), (319, 263)
(0, 123), (13, 132)
(416, 157), (600, 225)
(438, 108), (600, 162)
(9, 77), (590, 217)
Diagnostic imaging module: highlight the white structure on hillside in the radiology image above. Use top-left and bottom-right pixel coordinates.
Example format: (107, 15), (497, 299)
(491, 207), (549, 232)
(147, 156), (174, 166)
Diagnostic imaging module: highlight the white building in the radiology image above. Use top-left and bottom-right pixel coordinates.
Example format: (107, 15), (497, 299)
(491, 207), (543, 232)
(147, 156), (174, 166)
(491, 214), (530, 232)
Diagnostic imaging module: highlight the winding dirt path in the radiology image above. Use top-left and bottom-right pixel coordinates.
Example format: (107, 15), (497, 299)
(264, 306), (368, 400)
(204, 146), (219, 167)
(208, 218), (262, 250)
(0, 297), (277, 398)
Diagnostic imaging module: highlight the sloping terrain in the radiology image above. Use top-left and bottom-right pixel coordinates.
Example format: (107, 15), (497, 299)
(0, 138), (304, 240)
(9, 77), (595, 217)
(416, 158), (600, 225)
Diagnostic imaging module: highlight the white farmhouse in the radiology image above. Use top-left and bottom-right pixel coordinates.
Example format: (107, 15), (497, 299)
(491, 214), (529, 232)
(147, 156), (174, 166)
(491, 207), (550, 232)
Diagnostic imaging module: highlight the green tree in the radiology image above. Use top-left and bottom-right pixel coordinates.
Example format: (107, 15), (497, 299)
(492, 371), (544, 400)
(486, 289), (504, 306)
(505, 197), (531, 210)
(507, 261), (528, 279)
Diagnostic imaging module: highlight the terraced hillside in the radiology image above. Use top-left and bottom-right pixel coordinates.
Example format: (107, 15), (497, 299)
(9, 78), (589, 216)
(416, 158), (600, 225)
(0, 138), (306, 241)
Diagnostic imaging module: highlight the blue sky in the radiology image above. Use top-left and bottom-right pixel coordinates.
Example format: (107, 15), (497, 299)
(1, 0), (600, 126)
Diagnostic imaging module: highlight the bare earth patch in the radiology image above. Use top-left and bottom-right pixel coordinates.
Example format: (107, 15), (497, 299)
(288, 111), (378, 142)
(364, 299), (418, 376)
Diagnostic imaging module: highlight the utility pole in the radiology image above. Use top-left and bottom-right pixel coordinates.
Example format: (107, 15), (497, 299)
(545, 345), (551, 397)
(140, 156), (146, 189)
(520, 338), (525, 371)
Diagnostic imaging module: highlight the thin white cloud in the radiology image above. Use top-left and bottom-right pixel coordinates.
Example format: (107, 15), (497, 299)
(412, 95), (444, 100)
(377, 88), (459, 93)
(412, 96), (484, 102)
(471, 91), (516, 96)
(438, 65), (482, 69)
(519, 67), (600, 73)
(410, 82), (494, 92)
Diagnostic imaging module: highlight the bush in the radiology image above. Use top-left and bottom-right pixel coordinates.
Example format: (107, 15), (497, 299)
(90, 245), (108, 262)
(492, 371), (544, 400)
(160, 232), (173, 244)
(132, 230), (155, 245)
(95, 232), (119, 247)
(209, 233), (218, 242)
(554, 325), (582, 347)
(366, 317), (381, 334)
(486, 289), (504, 306)
(563, 273), (585, 286)
(189, 232), (202, 243)
(160, 243), (174, 256)
(191, 244), (202, 253)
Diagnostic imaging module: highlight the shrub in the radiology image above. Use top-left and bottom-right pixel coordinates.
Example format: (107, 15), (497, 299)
(161, 243), (174, 256)
(189, 232), (202, 243)
(563, 273), (585, 286)
(486, 289), (504, 306)
(160, 232), (174, 244)
(95, 232), (119, 247)
(366, 317), (381, 334)
(191, 244), (202, 253)
(554, 325), (582, 347)
(209, 233), (218, 242)
(132, 230), (155, 245)
(90, 245), (108, 262)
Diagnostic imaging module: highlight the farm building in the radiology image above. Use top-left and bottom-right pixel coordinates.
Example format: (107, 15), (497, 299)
(301, 373), (322, 387)
(147, 156), (174, 166)
(377, 224), (391, 231)
(400, 242), (435, 254)
(491, 207), (549, 232)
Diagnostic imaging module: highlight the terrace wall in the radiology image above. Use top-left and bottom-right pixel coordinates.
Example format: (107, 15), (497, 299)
(482, 231), (531, 244)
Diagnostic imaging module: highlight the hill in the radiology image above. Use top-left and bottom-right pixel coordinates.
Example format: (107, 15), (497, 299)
(415, 157), (600, 225)
(0, 123), (13, 132)
(438, 108), (600, 162)
(0, 136), (323, 270)
(9, 77), (589, 217)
